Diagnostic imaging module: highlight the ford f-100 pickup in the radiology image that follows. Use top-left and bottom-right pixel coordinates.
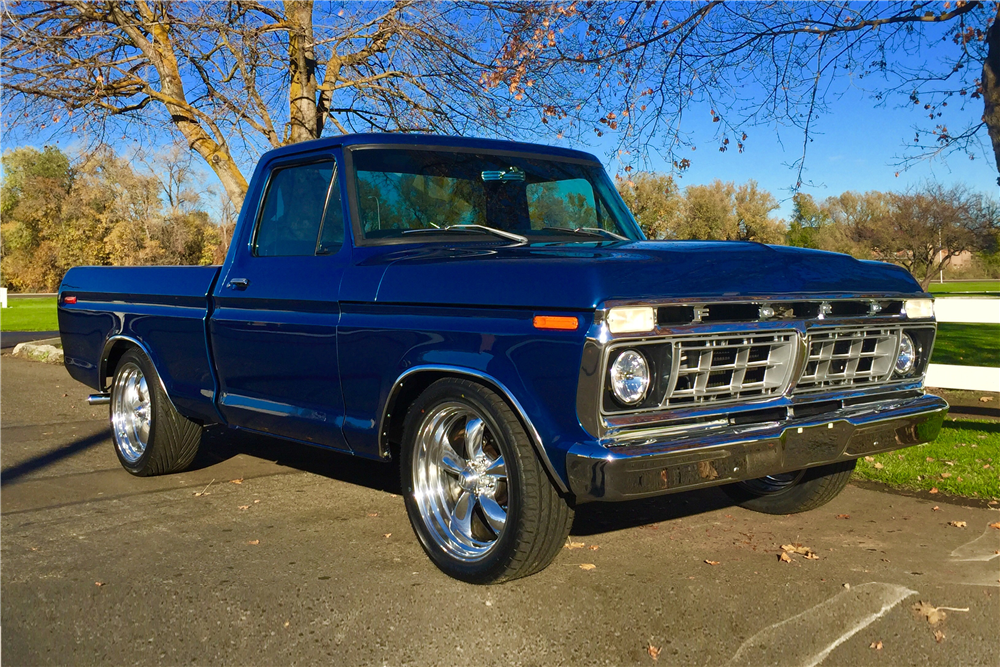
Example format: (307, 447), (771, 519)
(59, 133), (947, 583)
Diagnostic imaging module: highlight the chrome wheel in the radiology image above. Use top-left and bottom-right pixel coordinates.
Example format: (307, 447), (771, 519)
(411, 402), (509, 562)
(112, 361), (151, 463)
(740, 470), (805, 495)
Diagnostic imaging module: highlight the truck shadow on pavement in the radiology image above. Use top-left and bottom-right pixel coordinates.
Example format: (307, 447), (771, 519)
(192, 426), (740, 535)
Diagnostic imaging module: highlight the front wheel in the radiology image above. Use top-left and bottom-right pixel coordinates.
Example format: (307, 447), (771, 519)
(721, 459), (856, 514)
(110, 348), (202, 476)
(401, 378), (573, 584)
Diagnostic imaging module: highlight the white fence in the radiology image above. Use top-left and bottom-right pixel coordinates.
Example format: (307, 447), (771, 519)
(925, 297), (1000, 393)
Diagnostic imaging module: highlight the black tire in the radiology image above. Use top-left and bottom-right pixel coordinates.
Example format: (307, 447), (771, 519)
(110, 348), (202, 476)
(400, 378), (574, 584)
(721, 460), (856, 514)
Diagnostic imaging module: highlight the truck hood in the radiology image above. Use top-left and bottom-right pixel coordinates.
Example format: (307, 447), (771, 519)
(372, 240), (923, 310)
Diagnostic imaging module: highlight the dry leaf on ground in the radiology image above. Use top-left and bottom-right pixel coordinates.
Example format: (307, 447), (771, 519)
(383, 533), (392, 538)
(248, 539), (259, 545)
(989, 522), (1000, 530)
(864, 456), (875, 462)
(94, 581), (105, 587)
(869, 641), (883, 650)
(229, 478), (243, 484)
(366, 512), (378, 517)
(704, 560), (720, 565)
(778, 552), (792, 563)
(781, 543), (820, 559)
(647, 643), (662, 660)
(835, 514), (850, 519)
(580, 563), (596, 571)
(913, 601), (946, 625)
(934, 629), (946, 643)
(564, 541), (585, 549)
(948, 521), (967, 528)
(873, 462), (884, 469)
(980, 396), (994, 403)
(932, 506), (940, 511)
(588, 545), (599, 550)
(238, 505), (250, 510)
(929, 487), (939, 494)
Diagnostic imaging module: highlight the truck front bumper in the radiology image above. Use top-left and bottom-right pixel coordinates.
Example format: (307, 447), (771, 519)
(565, 393), (948, 503)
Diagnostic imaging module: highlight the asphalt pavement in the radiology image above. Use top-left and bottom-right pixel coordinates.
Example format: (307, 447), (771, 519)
(2, 355), (998, 666)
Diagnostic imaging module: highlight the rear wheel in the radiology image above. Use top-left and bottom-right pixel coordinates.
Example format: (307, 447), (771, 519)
(401, 378), (573, 583)
(721, 460), (856, 514)
(110, 348), (202, 476)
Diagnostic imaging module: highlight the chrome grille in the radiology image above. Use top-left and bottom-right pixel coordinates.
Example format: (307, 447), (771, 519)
(663, 332), (797, 407)
(794, 327), (900, 394)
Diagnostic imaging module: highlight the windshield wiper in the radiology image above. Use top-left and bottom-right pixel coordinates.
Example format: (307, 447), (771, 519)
(402, 224), (527, 244)
(540, 227), (629, 241)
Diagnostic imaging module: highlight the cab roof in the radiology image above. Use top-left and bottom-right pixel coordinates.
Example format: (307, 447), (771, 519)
(261, 133), (603, 164)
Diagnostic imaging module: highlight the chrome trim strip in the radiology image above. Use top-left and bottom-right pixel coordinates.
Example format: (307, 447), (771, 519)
(603, 292), (933, 309)
(379, 364), (569, 493)
(100, 335), (182, 415)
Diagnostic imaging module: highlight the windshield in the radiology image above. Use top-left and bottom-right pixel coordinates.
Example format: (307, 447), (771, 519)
(350, 148), (643, 243)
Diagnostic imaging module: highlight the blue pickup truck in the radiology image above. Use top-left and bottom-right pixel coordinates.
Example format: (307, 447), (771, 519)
(59, 133), (947, 583)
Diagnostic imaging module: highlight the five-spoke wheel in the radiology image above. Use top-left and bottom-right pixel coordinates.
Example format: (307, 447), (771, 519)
(401, 378), (573, 583)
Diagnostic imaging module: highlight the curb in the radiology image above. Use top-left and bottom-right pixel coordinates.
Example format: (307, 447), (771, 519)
(11, 339), (64, 364)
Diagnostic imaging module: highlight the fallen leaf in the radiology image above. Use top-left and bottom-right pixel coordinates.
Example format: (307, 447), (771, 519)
(647, 643), (661, 660)
(248, 539), (259, 545)
(843, 583), (851, 590)
(940, 472), (952, 479)
(238, 505), (250, 510)
(778, 552), (792, 563)
(869, 641), (883, 650)
(932, 506), (940, 511)
(873, 462), (884, 470)
(283, 621), (290, 628)
(913, 600), (946, 625)
(989, 522), (1000, 530)
(367, 512), (379, 517)
(580, 563), (596, 571)
(948, 521), (967, 528)
(253, 499), (260, 504)
(229, 478), (243, 484)
(704, 560), (720, 565)
(835, 514), (850, 519)
(94, 581), (105, 587)
(980, 396), (994, 403)
(383, 533), (392, 538)
(588, 545), (599, 551)
(864, 455), (875, 462)
(564, 541), (585, 549)
(781, 543), (820, 559)
(934, 629), (945, 643)
(926, 457), (935, 462)
(929, 487), (939, 494)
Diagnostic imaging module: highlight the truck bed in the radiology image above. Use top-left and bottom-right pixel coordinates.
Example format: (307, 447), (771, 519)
(58, 266), (222, 424)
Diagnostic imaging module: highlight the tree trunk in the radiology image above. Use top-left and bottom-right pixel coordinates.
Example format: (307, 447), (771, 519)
(985, 5), (1000, 186)
(286, 1), (319, 143)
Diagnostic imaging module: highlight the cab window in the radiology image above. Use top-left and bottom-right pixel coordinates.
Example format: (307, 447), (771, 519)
(254, 161), (340, 256)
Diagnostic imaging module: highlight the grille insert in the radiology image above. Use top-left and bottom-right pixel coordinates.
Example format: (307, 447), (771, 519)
(663, 332), (797, 407)
(794, 327), (899, 394)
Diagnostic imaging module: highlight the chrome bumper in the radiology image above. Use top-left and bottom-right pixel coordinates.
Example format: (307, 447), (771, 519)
(565, 393), (948, 503)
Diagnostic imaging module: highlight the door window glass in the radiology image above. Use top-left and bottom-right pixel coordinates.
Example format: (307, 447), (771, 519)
(317, 170), (345, 255)
(526, 178), (599, 230)
(254, 161), (334, 256)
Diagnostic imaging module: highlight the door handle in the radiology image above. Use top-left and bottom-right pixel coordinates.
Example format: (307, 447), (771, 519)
(228, 278), (250, 291)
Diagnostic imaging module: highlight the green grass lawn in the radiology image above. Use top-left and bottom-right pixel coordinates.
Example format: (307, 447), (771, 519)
(854, 418), (1000, 500)
(931, 323), (1000, 367)
(929, 280), (1000, 296)
(0, 297), (59, 332)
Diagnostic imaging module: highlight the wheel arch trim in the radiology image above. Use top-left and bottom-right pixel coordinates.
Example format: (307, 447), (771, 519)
(379, 364), (569, 493)
(100, 335), (182, 415)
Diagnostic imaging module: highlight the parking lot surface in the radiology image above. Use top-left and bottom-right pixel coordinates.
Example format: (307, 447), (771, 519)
(2, 356), (998, 666)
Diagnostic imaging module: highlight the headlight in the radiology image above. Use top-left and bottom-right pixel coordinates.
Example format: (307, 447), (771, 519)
(610, 349), (650, 404)
(895, 333), (916, 375)
(607, 306), (655, 333)
(904, 299), (934, 319)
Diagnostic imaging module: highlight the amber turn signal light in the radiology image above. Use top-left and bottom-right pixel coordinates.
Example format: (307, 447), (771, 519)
(533, 315), (578, 331)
